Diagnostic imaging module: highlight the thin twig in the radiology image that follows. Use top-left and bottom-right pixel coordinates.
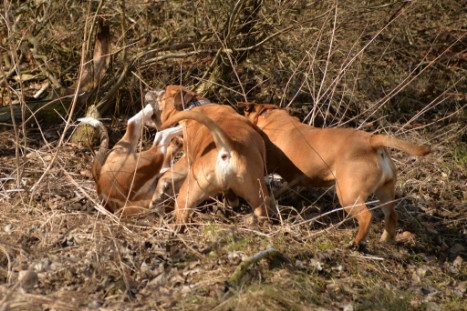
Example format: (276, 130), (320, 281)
(228, 246), (283, 287)
(30, 7), (91, 193)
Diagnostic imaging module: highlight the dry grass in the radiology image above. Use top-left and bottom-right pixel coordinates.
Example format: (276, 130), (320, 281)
(1, 0), (466, 310)
(0, 123), (465, 310)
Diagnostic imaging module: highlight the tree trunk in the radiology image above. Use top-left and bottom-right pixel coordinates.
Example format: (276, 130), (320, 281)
(70, 20), (112, 143)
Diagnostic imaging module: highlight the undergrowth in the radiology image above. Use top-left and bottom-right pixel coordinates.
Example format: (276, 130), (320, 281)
(1, 0), (465, 310)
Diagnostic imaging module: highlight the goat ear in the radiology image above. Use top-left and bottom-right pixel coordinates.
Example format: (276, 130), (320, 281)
(173, 89), (194, 111)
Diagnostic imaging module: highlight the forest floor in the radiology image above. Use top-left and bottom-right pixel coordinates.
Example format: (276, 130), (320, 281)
(0, 121), (465, 311)
(1, 0), (466, 309)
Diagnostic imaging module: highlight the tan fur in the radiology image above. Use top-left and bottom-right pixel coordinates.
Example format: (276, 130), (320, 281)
(80, 108), (182, 217)
(239, 102), (430, 246)
(145, 85), (272, 226)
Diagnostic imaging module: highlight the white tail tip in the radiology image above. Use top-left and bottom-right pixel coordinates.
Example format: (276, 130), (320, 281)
(78, 117), (102, 128)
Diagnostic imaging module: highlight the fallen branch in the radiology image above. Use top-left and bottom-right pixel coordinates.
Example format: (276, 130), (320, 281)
(228, 246), (284, 288)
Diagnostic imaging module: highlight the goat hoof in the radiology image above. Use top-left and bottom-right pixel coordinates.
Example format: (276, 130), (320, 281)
(347, 240), (367, 252)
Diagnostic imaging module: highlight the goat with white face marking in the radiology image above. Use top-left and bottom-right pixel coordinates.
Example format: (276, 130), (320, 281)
(79, 104), (182, 216)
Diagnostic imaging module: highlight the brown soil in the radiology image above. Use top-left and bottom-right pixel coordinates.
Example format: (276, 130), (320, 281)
(0, 123), (465, 310)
